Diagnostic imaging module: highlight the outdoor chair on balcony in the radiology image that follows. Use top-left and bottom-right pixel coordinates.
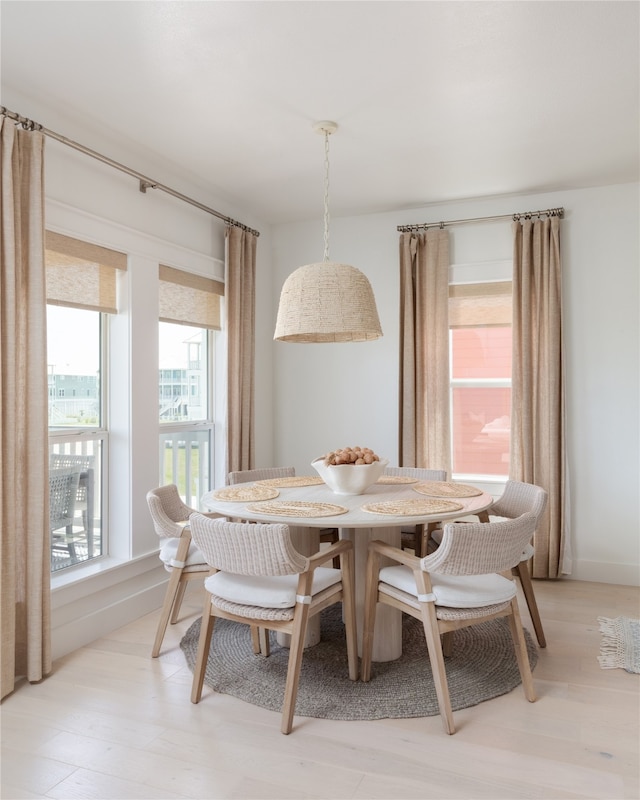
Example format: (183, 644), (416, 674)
(49, 453), (95, 557)
(49, 468), (81, 567)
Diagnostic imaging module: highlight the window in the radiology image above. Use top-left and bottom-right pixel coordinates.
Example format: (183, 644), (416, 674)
(158, 265), (223, 507)
(449, 281), (512, 479)
(46, 232), (126, 572)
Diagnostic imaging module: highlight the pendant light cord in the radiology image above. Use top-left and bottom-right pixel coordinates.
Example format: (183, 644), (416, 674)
(323, 130), (330, 262)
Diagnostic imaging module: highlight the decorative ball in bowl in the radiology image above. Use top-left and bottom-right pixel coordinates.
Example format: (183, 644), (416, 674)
(311, 447), (388, 496)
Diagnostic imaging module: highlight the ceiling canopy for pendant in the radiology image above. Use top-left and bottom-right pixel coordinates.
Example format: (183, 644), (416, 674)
(274, 121), (382, 344)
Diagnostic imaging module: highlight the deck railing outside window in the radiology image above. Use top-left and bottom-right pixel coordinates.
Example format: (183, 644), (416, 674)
(159, 426), (212, 509)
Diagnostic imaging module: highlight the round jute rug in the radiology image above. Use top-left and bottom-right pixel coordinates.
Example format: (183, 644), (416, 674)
(180, 606), (538, 720)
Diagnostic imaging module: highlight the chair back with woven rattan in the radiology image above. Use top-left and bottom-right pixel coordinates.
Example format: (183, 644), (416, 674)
(422, 511), (538, 577)
(146, 484), (196, 539)
(190, 514), (308, 577)
(227, 466), (295, 485)
(383, 466), (447, 481)
(490, 480), (547, 525)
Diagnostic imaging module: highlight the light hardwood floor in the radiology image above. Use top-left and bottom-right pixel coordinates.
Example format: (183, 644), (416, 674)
(2, 579), (639, 800)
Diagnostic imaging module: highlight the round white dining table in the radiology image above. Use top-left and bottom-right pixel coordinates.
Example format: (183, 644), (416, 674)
(201, 479), (492, 662)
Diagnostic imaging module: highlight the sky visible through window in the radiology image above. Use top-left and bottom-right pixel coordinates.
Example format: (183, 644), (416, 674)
(47, 308), (201, 374)
(47, 305), (98, 375)
(159, 322), (202, 369)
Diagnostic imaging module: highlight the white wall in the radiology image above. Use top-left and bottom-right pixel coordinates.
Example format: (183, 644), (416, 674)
(272, 184), (640, 586)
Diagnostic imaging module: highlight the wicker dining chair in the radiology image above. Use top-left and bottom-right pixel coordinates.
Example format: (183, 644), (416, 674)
(146, 485), (214, 658)
(188, 513), (358, 734)
(227, 466), (296, 485)
(431, 480), (549, 647)
(228, 466), (341, 568)
(476, 480), (549, 647)
(383, 466), (447, 557)
(361, 511), (538, 734)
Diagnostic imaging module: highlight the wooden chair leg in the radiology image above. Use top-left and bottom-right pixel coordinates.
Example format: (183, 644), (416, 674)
(513, 561), (546, 647)
(360, 548), (380, 683)
(441, 630), (454, 657)
(170, 580), (188, 624)
(507, 599), (537, 703)
(420, 604), (455, 734)
(281, 604), (310, 734)
(191, 601), (216, 704)
(249, 626), (271, 656)
(258, 627), (271, 657)
(151, 568), (183, 657)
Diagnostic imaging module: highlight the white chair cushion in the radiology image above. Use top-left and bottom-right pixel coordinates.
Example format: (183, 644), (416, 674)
(378, 565), (516, 608)
(159, 537), (206, 568)
(205, 567), (341, 609)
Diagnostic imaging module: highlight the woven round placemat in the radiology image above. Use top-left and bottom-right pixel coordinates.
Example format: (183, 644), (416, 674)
(255, 476), (324, 488)
(413, 481), (483, 498)
(376, 475), (418, 485)
(245, 500), (349, 518)
(213, 485), (279, 502)
(362, 498), (463, 516)
(180, 605), (538, 720)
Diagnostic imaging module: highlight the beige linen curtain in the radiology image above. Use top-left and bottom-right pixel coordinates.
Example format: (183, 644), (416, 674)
(0, 119), (50, 699)
(511, 216), (569, 578)
(398, 230), (451, 474)
(225, 226), (257, 476)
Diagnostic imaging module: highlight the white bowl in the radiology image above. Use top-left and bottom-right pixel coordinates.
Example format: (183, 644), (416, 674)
(311, 457), (389, 495)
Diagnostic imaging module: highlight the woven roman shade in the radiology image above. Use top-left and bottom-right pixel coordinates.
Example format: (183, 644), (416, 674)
(45, 231), (127, 314)
(159, 265), (223, 330)
(449, 281), (512, 328)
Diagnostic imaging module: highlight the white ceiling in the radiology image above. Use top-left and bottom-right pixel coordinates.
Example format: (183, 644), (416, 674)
(2, 1), (638, 225)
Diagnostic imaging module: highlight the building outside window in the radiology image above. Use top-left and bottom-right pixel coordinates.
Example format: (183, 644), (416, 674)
(449, 280), (512, 480)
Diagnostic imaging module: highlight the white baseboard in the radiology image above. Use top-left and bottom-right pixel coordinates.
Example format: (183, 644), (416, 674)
(51, 557), (169, 661)
(568, 559), (640, 587)
(51, 582), (166, 662)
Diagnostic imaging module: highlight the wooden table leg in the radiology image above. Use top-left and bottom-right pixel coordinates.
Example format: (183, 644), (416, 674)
(340, 526), (402, 662)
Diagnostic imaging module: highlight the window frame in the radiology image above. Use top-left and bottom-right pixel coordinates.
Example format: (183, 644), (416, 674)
(47, 296), (111, 572)
(158, 322), (216, 508)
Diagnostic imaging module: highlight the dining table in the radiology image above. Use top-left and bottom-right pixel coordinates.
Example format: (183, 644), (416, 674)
(201, 476), (492, 662)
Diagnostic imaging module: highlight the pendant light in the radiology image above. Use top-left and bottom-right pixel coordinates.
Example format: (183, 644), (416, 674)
(274, 121), (383, 343)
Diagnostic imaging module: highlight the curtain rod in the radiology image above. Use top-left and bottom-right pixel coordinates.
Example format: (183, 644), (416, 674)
(1, 106), (260, 238)
(397, 206), (564, 233)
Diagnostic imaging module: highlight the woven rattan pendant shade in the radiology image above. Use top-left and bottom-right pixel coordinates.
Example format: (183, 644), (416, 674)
(274, 261), (382, 343)
(274, 121), (382, 343)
